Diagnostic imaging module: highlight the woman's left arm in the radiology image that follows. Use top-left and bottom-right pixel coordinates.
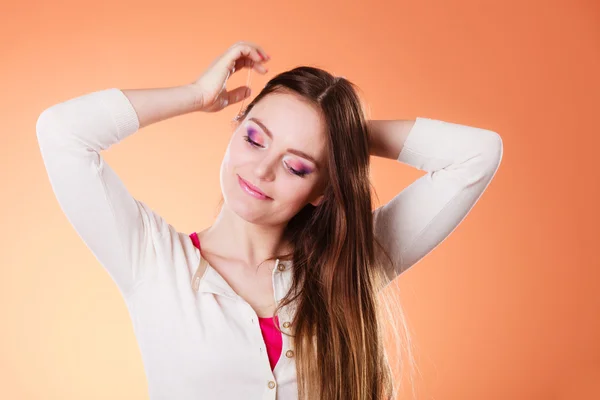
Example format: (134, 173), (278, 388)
(369, 117), (503, 285)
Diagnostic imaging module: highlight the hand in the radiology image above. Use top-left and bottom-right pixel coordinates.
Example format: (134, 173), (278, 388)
(189, 41), (270, 113)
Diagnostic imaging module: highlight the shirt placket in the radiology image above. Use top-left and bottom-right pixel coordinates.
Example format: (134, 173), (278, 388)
(264, 258), (296, 398)
(191, 255), (296, 399)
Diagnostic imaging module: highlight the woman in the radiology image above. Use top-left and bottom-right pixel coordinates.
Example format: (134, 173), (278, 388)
(36, 41), (503, 400)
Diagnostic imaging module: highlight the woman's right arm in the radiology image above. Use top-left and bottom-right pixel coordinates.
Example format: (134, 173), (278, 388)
(36, 86), (199, 298)
(121, 85), (201, 128)
(36, 42), (268, 298)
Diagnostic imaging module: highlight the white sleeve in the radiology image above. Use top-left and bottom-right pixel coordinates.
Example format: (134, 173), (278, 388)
(372, 117), (503, 284)
(36, 88), (169, 298)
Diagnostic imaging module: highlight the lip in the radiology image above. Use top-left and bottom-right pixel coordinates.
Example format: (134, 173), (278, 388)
(237, 175), (272, 200)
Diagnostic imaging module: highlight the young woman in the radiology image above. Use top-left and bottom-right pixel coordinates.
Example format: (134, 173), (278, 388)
(36, 41), (503, 400)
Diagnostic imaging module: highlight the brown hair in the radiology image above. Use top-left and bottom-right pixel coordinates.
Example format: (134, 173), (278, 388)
(222, 66), (418, 400)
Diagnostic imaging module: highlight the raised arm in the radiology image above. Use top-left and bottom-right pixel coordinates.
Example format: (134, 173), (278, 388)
(36, 44), (270, 298)
(370, 117), (503, 284)
(36, 86), (199, 298)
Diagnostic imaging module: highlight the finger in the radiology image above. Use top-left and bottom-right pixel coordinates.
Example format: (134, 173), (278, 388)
(240, 41), (270, 61)
(223, 43), (267, 81)
(253, 60), (268, 74)
(235, 43), (268, 69)
(234, 56), (267, 75)
(228, 44), (260, 68)
(224, 86), (251, 106)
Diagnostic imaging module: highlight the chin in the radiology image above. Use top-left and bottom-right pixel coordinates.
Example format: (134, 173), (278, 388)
(222, 180), (271, 224)
(231, 197), (267, 223)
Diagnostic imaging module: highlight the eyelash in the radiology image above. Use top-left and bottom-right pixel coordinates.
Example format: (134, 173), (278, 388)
(243, 135), (308, 178)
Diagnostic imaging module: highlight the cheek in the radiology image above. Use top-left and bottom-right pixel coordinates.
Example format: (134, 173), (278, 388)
(274, 180), (315, 207)
(226, 139), (253, 167)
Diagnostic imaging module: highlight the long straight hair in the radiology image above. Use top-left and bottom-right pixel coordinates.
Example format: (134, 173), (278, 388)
(222, 66), (419, 400)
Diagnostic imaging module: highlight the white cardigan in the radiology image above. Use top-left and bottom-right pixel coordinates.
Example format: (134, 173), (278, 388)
(36, 88), (502, 400)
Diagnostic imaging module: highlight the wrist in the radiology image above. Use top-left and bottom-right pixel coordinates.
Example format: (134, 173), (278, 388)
(183, 84), (205, 112)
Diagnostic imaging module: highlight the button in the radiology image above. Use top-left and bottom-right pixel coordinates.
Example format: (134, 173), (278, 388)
(268, 380), (276, 389)
(285, 350), (294, 358)
(282, 321), (291, 328)
(277, 263), (285, 271)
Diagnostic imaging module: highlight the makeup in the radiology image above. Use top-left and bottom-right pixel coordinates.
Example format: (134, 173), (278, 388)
(246, 127), (262, 145)
(243, 128), (312, 178)
(284, 160), (311, 177)
(238, 175), (272, 200)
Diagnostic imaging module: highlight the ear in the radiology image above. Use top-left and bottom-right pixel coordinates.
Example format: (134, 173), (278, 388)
(309, 193), (324, 207)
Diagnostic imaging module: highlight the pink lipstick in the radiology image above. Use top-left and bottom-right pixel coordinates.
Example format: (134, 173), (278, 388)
(238, 175), (272, 200)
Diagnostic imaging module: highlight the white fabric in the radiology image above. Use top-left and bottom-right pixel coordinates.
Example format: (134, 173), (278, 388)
(36, 88), (502, 399)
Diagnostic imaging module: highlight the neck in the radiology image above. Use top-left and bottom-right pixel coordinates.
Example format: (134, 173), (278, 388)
(202, 203), (292, 268)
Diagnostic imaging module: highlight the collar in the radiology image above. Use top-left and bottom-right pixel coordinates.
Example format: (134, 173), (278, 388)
(191, 257), (292, 301)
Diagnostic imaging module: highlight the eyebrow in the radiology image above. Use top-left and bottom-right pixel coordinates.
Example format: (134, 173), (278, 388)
(248, 117), (321, 169)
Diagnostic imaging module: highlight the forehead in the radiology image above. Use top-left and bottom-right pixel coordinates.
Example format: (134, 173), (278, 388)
(246, 92), (327, 160)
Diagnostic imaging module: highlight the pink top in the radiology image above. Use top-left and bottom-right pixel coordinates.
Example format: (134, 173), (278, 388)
(189, 232), (283, 371)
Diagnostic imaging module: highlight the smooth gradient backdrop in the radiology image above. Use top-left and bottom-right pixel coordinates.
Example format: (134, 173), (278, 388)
(1, 0), (598, 399)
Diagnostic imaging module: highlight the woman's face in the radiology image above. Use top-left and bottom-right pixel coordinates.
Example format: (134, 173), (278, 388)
(220, 91), (328, 225)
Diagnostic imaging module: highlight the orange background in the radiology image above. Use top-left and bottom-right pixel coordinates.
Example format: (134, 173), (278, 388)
(1, 0), (599, 399)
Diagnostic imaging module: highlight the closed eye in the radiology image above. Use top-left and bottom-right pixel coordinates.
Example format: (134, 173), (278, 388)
(243, 135), (261, 147)
(286, 163), (308, 177)
(243, 135), (308, 178)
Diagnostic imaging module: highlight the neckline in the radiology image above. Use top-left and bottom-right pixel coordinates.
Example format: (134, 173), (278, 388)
(191, 231), (285, 304)
(191, 231), (282, 274)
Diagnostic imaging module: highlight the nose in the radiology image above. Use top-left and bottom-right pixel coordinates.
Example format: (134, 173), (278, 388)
(253, 153), (277, 182)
